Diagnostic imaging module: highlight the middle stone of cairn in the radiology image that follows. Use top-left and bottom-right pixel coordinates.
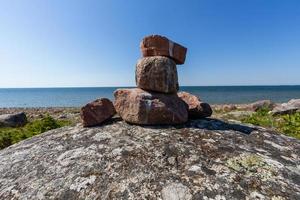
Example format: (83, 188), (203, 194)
(114, 35), (188, 125)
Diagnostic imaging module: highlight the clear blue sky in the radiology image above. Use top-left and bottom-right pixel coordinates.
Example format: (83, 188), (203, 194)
(0, 0), (299, 87)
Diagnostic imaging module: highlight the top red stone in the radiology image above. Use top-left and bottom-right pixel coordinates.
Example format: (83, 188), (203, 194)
(140, 35), (187, 65)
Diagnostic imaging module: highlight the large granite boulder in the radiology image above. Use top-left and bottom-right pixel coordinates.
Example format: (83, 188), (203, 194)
(178, 91), (212, 118)
(136, 56), (178, 93)
(114, 88), (188, 125)
(80, 98), (116, 127)
(0, 119), (299, 199)
(0, 112), (27, 127)
(140, 35), (187, 64)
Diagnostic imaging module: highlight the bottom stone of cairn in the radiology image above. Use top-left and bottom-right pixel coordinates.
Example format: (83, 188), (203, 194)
(114, 88), (188, 125)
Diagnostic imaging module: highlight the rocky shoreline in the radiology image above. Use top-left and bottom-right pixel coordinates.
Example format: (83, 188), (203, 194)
(0, 103), (262, 123)
(1, 98), (299, 123)
(0, 107), (81, 123)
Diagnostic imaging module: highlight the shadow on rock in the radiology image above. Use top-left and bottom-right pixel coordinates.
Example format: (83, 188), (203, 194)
(83, 116), (123, 127)
(126, 117), (256, 135)
(189, 118), (257, 135)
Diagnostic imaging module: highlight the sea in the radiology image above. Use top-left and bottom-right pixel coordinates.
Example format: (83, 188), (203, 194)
(0, 86), (300, 108)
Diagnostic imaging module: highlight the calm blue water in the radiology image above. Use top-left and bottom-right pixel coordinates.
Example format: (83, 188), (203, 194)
(0, 86), (300, 107)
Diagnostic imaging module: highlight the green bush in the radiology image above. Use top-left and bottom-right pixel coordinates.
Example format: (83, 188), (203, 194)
(242, 108), (300, 139)
(242, 107), (274, 127)
(0, 116), (70, 149)
(276, 113), (300, 139)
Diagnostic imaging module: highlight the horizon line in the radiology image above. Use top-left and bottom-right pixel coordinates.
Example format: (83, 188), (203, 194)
(1, 84), (300, 89)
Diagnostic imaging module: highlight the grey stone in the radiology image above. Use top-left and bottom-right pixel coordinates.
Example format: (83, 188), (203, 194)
(271, 99), (300, 115)
(0, 112), (27, 127)
(288, 99), (300, 108)
(271, 105), (298, 115)
(0, 119), (299, 199)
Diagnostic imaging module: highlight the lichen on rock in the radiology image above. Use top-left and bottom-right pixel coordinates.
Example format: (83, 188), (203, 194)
(226, 153), (276, 181)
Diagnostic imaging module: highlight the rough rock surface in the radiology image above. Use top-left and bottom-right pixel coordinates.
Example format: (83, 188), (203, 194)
(114, 88), (188, 125)
(80, 98), (116, 127)
(136, 56), (178, 93)
(140, 35), (187, 64)
(0, 112), (27, 127)
(0, 119), (299, 199)
(178, 91), (212, 118)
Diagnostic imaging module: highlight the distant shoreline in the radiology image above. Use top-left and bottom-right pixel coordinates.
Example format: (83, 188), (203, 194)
(1, 86), (300, 107)
(1, 85), (300, 89)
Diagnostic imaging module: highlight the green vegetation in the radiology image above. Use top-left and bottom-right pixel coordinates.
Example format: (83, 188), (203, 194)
(0, 116), (71, 149)
(242, 107), (300, 139)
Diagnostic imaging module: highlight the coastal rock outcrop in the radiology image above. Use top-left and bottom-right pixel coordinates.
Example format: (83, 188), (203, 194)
(136, 56), (178, 93)
(271, 106), (298, 116)
(0, 120), (299, 199)
(178, 91), (212, 118)
(80, 98), (116, 127)
(288, 98), (300, 108)
(114, 88), (188, 125)
(140, 35), (187, 64)
(0, 112), (27, 127)
(271, 98), (300, 115)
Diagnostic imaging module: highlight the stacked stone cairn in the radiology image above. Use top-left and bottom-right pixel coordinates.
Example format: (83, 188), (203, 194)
(114, 35), (212, 125)
(81, 35), (212, 127)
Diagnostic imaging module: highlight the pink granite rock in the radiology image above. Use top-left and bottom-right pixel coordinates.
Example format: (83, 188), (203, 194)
(136, 56), (178, 93)
(114, 88), (188, 125)
(178, 91), (212, 118)
(140, 35), (187, 64)
(80, 98), (116, 127)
